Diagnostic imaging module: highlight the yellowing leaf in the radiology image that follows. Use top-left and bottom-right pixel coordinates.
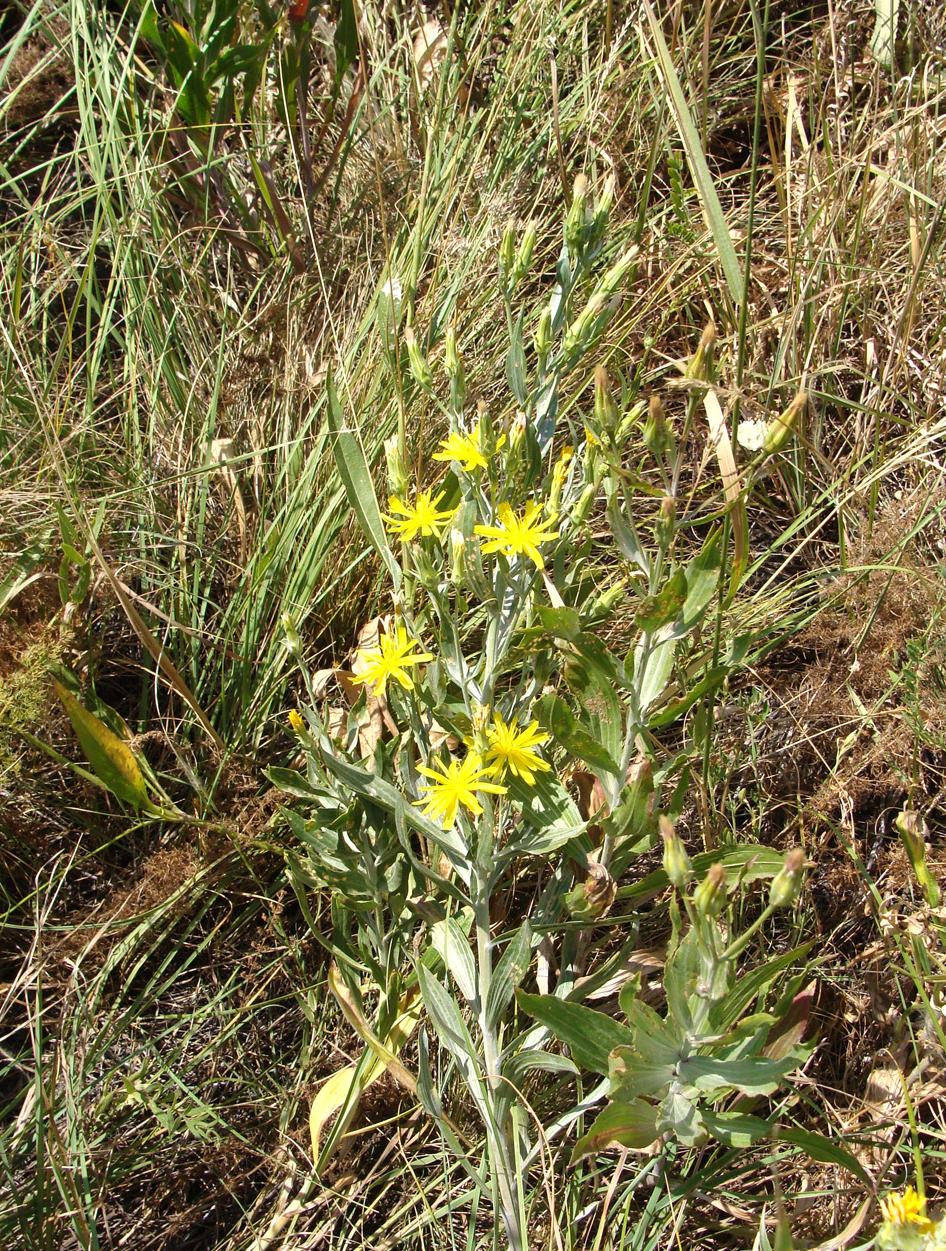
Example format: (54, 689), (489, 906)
(53, 680), (152, 811)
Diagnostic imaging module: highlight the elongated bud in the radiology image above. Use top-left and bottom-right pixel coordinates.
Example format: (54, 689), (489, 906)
(660, 815), (692, 889)
(594, 365), (618, 434)
(768, 848), (806, 910)
(895, 811), (940, 907)
(404, 326), (433, 389)
(693, 862), (727, 917)
(585, 578), (626, 623)
(565, 173), (590, 256)
(563, 292), (607, 359)
(444, 324), (466, 410)
(643, 394), (671, 460)
(570, 481), (597, 525)
(656, 495), (676, 550)
(281, 612), (302, 658)
(686, 321), (716, 382)
(593, 172), (616, 231)
(534, 306), (553, 369)
(594, 245), (638, 299)
(762, 391), (806, 456)
(449, 528), (467, 587)
(384, 433), (410, 498)
(565, 861), (616, 922)
(512, 221), (538, 286)
(499, 224), (516, 286)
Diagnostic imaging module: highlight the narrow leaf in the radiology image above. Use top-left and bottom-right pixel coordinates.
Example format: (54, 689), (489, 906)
(53, 680), (152, 811)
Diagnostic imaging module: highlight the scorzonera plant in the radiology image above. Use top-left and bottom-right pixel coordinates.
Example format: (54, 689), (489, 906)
(274, 176), (814, 1249)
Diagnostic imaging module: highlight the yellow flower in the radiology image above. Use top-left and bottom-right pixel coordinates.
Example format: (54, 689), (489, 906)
(432, 422), (503, 472)
(350, 625), (434, 698)
(416, 753), (507, 828)
(880, 1188), (934, 1232)
(484, 714), (551, 785)
(384, 490), (457, 542)
(288, 709), (305, 733)
(474, 501), (560, 570)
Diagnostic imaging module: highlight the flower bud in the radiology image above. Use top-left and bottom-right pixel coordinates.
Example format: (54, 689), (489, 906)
(565, 173), (590, 256)
(534, 306), (553, 367)
(570, 481), (597, 526)
(548, 444), (574, 513)
(660, 815), (692, 889)
(593, 365), (618, 434)
(768, 848), (806, 910)
(281, 611), (302, 658)
(585, 578), (626, 623)
(384, 433), (410, 498)
(686, 321), (716, 382)
(404, 326), (433, 390)
(693, 862), (727, 917)
(449, 528), (467, 587)
(762, 391), (806, 456)
(643, 394), (672, 460)
(288, 708), (305, 733)
(499, 224), (516, 285)
(565, 861), (616, 922)
(594, 245), (638, 299)
(444, 324), (466, 410)
(511, 221), (538, 286)
(563, 293), (606, 359)
(656, 495), (676, 550)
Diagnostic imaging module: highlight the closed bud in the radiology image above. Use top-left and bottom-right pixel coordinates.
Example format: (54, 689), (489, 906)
(534, 306), (553, 366)
(594, 245), (638, 299)
(585, 578), (626, 623)
(565, 174), (590, 255)
(384, 433), (410, 498)
(281, 611), (302, 659)
(449, 528), (467, 586)
(656, 495), (676, 549)
(563, 293), (606, 358)
(404, 326), (433, 390)
(686, 321), (716, 382)
(594, 365), (618, 433)
(570, 481), (597, 526)
(660, 815), (692, 890)
(512, 221), (538, 285)
(499, 224), (516, 284)
(762, 391), (806, 456)
(643, 394), (672, 460)
(565, 861), (617, 922)
(768, 848), (806, 909)
(693, 862), (727, 917)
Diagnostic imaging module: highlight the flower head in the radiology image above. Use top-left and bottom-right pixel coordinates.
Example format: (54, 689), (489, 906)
(351, 624), (433, 698)
(384, 489), (457, 542)
(736, 417), (767, 452)
(288, 709), (305, 733)
(484, 715), (551, 785)
(880, 1188), (934, 1233)
(474, 501), (560, 570)
(416, 753), (507, 828)
(433, 421), (503, 472)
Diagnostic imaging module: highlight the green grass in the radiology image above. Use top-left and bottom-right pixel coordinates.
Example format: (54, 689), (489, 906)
(2, 0), (946, 1246)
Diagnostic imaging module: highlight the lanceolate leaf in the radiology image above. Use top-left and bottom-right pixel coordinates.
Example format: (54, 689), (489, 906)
(326, 370), (402, 591)
(516, 991), (633, 1076)
(570, 1100), (660, 1162)
(53, 680), (153, 812)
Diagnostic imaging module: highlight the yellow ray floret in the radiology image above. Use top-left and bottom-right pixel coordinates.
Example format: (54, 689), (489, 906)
(432, 421), (504, 472)
(384, 490), (458, 542)
(474, 501), (560, 570)
(880, 1187), (934, 1232)
(416, 753), (507, 828)
(484, 714), (551, 785)
(350, 625), (433, 698)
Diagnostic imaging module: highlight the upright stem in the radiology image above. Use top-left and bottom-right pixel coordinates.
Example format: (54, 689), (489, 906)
(473, 860), (524, 1251)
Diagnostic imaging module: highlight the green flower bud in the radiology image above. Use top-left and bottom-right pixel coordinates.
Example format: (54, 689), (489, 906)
(768, 848), (806, 910)
(384, 433), (410, 498)
(564, 173), (590, 257)
(563, 293), (606, 359)
(449, 528), (466, 587)
(656, 495), (676, 550)
(281, 611), (302, 659)
(686, 322), (716, 382)
(404, 326), (433, 390)
(570, 481), (597, 526)
(693, 862), (727, 917)
(534, 306), (553, 370)
(762, 391), (806, 456)
(594, 244), (638, 300)
(643, 394), (672, 460)
(585, 578), (626, 623)
(593, 365), (618, 434)
(660, 815), (692, 890)
(499, 224), (516, 285)
(512, 221), (538, 286)
(565, 861), (616, 922)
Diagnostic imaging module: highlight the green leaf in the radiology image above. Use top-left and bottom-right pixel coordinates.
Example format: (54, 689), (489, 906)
(680, 1053), (801, 1096)
(429, 916), (477, 1003)
(516, 991), (633, 1076)
(53, 680), (153, 812)
(485, 921), (532, 1028)
(326, 370), (401, 591)
(702, 1109), (771, 1149)
(505, 319), (527, 403)
(709, 941), (815, 1033)
(657, 1086), (705, 1145)
(617, 844), (789, 906)
(536, 693), (620, 778)
(570, 1100), (660, 1162)
(538, 605), (581, 640)
(334, 0), (359, 80)
(608, 1049), (674, 1100)
(503, 1048), (578, 1084)
(641, 3), (743, 304)
(635, 568), (687, 631)
(416, 964), (482, 1093)
(634, 636), (676, 714)
(773, 1126), (872, 1186)
(505, 772), (587, 857)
